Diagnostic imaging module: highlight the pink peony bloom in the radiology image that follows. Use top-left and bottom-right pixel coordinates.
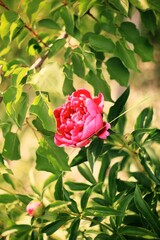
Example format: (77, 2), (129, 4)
(26, 200), (44, 217)
(53, 89), (110, 147)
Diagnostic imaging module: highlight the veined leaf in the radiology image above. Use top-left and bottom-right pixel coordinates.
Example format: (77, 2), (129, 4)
(71, 52), (85, 78)
(108, 87), (130, 127)
(69, 218), (80, 240)
(10, 18), (24, 41)
(129, 0), (150, 10)
(61, 6), (74, 35)
(106, 57), (129, 87)
(28, 62), (65, 95)
(81, 185), (95, 210)
(2, 132), (20, 160)
(115, 40), (138, 72)
(109, 0), (129, 16)
(89, 34), (115, 53)
(84, 206), (122, 217)
(119, 225), (159, 239)
(41, 218), (69, 235)
(30, 94), (55, 132)
(85, 71), (112, 102)
(134, 185), (160, 236)
(119, 22), (140, 44)
(4, 86), (29, 128)
(78, 0), (97, 17)
(87, 138), (103, 172)
(108, 162), (119, 202)
(0, 194), (17, 203)
(134, 37), (153, 62)
(78, 163), (96, 184)
(147, 0), (160, 12)
(38, 18), (60, 29)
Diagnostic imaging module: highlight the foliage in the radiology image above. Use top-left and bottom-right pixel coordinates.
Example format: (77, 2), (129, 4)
(0, 0), (160, 239)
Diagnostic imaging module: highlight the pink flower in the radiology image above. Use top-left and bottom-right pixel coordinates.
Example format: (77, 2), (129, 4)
(54, 89), (110, 147)
(26, 200), (44, 217)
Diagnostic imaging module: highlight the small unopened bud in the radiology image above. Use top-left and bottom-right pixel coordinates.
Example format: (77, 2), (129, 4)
(124, 133), (134, 145)
(26, 200), (44, 217)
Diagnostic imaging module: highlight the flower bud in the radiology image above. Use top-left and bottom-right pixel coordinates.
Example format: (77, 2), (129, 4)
(26, 200), (44, 217)
(124, 133), (134, 145)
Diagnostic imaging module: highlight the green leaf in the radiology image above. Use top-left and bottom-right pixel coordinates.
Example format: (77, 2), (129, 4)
(95, 233), (111, 240)
(45, 136), (70, 171)
(28, 62), (65, 95)
(36, 147), (58, 174)
(81, 185), (95, 210)
(26, 0), (40, 20)
(82, 47), (97, 74)
(11, 67), (29, 85)
(47, 200), (70, 211)
(87, 138), (103, 172)
(16, 194), (32, 205)
(3, 173), (15, 189)
(0, 11), (18, 41)
(27, 38), (42, 56)
(130, 172), (152, 188)
(65, 182), (90, 191)
(32, 117), (53, 136)
(2, 132), (20, 160)
(115, 40), (138, 71)
(108, 87), (130, 127)
(0, 154), (12, 174)
(4, 86), (29, 128)
(36, 137), (70, 174)
(54, 174), (63, 200)
(63, 63), (75, 96)
(109, 0), (129, 16)
(49, 38), (66, 57)
(89, 34), (115, 53)
(30, 95), (55, 132)
(135, 108), (153, 129)
(69, 218), (80, 240)
(134, 185), (160, 235)
(78, 163), (97, 184)
(140, 10), (157, 35)
(108, 162), (119, 202)
(84, 206), (122, 217)
(134, 37), (153, 62)
(129, 0), (150, 10)
(10, 18), (24, 41)
(119, 22), (140, 44)
(106, 57), (129, 87)
(147, 0), (160, 11)
(61, 6), (74, 35)
(139, 148), (160, 185)
(71, 52), (85, 78)
(85, 71), (112, 102)
(41, 219), (68, 235)
(116, 193), (134, 227)
(98, 152), (111, 182)
(70, 148), (87, 167)
(0, 194), (17, 203)
(78, 0), (97, 17)
(119, 226), (159, 239)
(38, 19), (60, 29)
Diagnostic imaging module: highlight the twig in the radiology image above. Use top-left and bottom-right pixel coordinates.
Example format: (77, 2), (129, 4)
(26, 117), (40, 141)
(0, 0), (48, 48)
(0, 0), (9, 10)
(87, 10), (98, 22)
(24, 24), (48, 48)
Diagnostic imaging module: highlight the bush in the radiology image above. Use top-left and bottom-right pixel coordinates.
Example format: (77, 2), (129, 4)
(0, 0), (160, 239)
